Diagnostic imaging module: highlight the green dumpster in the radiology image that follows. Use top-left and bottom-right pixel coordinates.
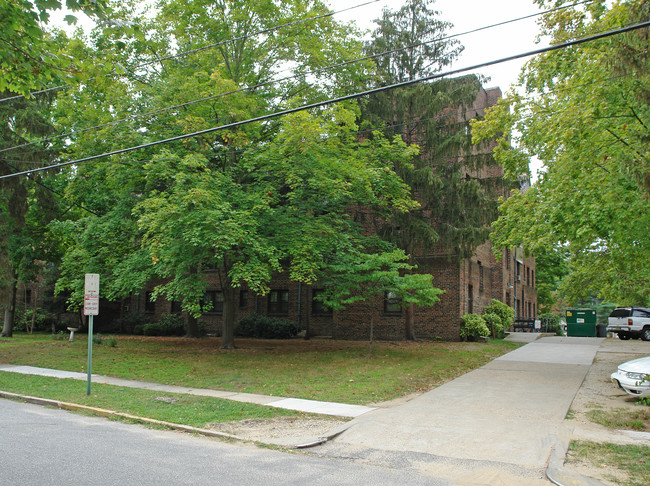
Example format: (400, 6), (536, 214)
(566, 309), (597, 337)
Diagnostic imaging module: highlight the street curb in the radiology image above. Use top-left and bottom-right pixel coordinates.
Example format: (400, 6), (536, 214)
(546, 440), (610, 486)
(0, 390), (245, 442)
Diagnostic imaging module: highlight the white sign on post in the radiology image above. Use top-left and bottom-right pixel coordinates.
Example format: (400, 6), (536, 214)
(84, 273), (99, 395)
(84, 295), (99, 316)
(84, 273), (100, 316)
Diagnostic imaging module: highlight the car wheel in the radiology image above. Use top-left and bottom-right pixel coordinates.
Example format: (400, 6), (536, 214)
(641, 328), (650, 342)
(618, 332), (631, 340)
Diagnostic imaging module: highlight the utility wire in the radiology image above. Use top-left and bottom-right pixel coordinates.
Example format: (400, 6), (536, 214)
(18, 68), (635, 182)
(3, 69), (638, 167)
(1, 20), (648, 181)
(0, 0), (380, 105)
(0, 159), (100, 215)
(0, 0), (594, 157)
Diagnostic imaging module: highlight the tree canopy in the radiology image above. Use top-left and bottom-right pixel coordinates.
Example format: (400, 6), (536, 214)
(0, 0), (113, 96)
(472, 0), (650, 306)
(37, 0), (441, 347)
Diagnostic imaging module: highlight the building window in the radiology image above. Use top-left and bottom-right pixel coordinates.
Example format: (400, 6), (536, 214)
(505, 292), (510, 307)
(203, 290), (224, 314)
(506, 249), (510, 269)
(171, 300), (182, 314)
(239, 290), (248, 309)
(478, 261), (484, 292)
(145, 291), (156, 313)
(531, 270), (535, 288)
(268, 290), (289, 315)
(468, 285), (474, 314)
(311, 289), (332, 315)
(384, 291), (402, 314)
(527, 267), (530, 286)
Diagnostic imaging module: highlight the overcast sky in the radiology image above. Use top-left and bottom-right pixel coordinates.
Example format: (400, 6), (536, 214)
(330, 0), (545, 93)
(53, 0), (545, 93)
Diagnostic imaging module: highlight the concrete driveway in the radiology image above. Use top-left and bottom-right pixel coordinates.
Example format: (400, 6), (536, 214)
(316, 336), (604, 485)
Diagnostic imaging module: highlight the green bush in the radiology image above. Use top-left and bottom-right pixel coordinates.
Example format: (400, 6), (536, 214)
(113, 313), (149, 334)
(14, 307), (58, 333)
(483, 299), (515, 330)
(235, 314), (301, 339)
(91, 334), (117, 346)
(460, 313), (490, 341)
(143, 314), (185, 336)
(482, 312), (504, 339)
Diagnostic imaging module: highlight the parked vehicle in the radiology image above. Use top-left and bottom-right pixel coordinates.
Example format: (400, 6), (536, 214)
(606, 307), (650, 341)
(611, 356), (650, 397)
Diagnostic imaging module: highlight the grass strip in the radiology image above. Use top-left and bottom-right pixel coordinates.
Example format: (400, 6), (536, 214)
(568, 440), (650, 486)
(586, 407), (650, 432)
(0, 371), (298, 428)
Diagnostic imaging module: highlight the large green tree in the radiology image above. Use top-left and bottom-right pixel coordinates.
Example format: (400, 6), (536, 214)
(472, 0), (650, 305)
(362, 0), (505, 338)
(136, 108), (420, 348)
(0, 88), (64, 336)
(52, 0), (426, 347)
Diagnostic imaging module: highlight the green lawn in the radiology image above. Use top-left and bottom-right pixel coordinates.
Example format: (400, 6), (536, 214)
(0, 333), (518, 404)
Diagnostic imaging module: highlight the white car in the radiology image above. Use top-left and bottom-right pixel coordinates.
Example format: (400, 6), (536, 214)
(611, 356), (650, 397)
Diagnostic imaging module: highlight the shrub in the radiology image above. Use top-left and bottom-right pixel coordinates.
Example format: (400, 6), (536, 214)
(143, 314), (185, 336)
(51, 330), (67, 341)
(482, 312), (504, 339)
(113, 313), (149, 334)
(235, 314), (300, 339)
(15, 307), (58, 333)
(483, 299), (515, 330)
(460, 313), (490, 341)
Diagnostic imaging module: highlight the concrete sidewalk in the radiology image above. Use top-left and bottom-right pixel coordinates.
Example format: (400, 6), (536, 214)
(0, 364), (375, 418)
(315, 336), (607, 485)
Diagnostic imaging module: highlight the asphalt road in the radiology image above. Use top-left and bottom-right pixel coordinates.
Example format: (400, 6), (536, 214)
(0, 399), (446, 486)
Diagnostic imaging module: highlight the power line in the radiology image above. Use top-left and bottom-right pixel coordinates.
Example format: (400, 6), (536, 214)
(0, 0), (594, 156)
(0, 0), (380, 105)
(1, 20), (647, 181)
(0, 159), (100, 216)
(5, 69), (636, 167)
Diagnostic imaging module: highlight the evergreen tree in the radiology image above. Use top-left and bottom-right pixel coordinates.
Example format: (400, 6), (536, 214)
(362, 0), (506, 338)
(0, 91), (61, 336)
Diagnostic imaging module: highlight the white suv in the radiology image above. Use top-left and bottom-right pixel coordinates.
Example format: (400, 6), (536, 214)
(607, 307), (650, 341)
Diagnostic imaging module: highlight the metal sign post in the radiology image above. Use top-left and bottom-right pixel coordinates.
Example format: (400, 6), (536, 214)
(84, 274), (99, 395)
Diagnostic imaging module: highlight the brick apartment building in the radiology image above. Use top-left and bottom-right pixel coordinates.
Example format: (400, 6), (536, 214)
(125, 84), (537, 341)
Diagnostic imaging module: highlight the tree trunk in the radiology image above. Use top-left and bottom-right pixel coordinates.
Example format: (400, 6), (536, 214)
(1, 278), (17, 337)
(185, 313), (200, 338)
(404, 303), (416, 340)
(28, 286), (38, 334)
(369, 314), (374, 358)
(221, 282), (237, 349)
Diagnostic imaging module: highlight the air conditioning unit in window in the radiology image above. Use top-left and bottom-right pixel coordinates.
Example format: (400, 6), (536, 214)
(516, 275), (521, 282)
